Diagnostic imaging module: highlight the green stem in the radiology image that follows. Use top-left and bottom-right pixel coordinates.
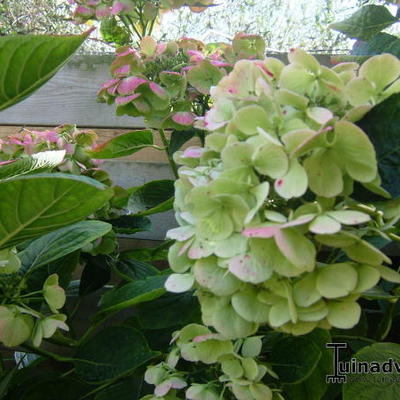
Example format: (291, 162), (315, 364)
(376, 301), (398, 341)
(159, 129), (179, 179)
(21, 344), (75, 363)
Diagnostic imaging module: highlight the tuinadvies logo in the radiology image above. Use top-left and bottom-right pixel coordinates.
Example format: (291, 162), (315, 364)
(326, 342), (400, 383)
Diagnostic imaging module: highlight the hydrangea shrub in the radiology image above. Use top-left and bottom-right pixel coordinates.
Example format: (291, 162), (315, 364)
(141, 50), (400, 399)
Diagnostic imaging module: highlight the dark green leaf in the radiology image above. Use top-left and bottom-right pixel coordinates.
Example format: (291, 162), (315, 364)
(127, 180), (174, 215)
(95, 376), (143, 400)
(0, 173), (113, 250)
(136, 292), (200, 330)
(19, 221), (111, 274)
(26, 251), (80, 292)
(330, 5), (398, 40)
(97, 274), (167, 315)
(74, 326), (158, 383)
(362, 286), (400, 300)
(0, 33), (89, 111)
(111, 215), (151, 234)
(0, 151), (65, 180)
(343, 342), (400, 399)
(168, 129), (196, 156)
(88, 130), (153, 159)
(269, 333), (322, 384)
(79, 254), (111, 296)
(353, 33), (400, 57)
(115, 258), (159, 282)
(283, 330), (332, 400)
(357, 93), (400, 197)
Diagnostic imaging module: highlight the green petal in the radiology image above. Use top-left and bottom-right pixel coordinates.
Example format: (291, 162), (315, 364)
(306, 107), (333, 126)
(220, 354), (244, 379)
(212, 303), (258, 339)
(353, 264), (381, 292)
(297, 300), (328, 322)
(304, 149), (343, 197)
(233, 104), (273, 135)
(345, 239), (391, 266)
(274, 228), (316, 270)
(168, 241), (194, 273)
(327, 300), (361, 329)
(279, 64), (315, 95)
(345, 77), (376, 107)
(228, 253), (273, 284)
(334, 120), (377, 182)
(377, 265), (400, 283)
(221, 142), (254, 168)
(309, 215), (341, 234)
(232, 287), (270, 323)
(194, 257), (241, 296)
(293, 273), (321, 307)
(316, 263), (358, 298)
(269, 298), (291, 327)
(327, 210), (370, 225)
(165, 273), (195, 293)
(253, 144), (289, 179)
(360, 53), (400, 92)
(274, 159), (308, 199)
(288, 48), (321, 73)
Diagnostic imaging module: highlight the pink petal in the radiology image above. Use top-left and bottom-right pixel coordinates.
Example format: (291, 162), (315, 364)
(172, 111), (195, 126)
(149, 82), (167, 98)
(117, 76), (147, 95)
(0, 160), (15, 166)
(96, 6), (111, 18)
(193, 333), (221, 343)
(242, 225), (280, 238)
(183, 147), (204, 158)
(111, 1), (124, 14)
(210, 60), (230, 67)
(114, 65), (130, 76)
(75, 6), (93, 16)
(115, 93), (141, 105)
(101, 78), (120, 89)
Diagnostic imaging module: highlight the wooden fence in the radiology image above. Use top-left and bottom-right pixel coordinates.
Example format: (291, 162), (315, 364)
(0, 53), (334, 241)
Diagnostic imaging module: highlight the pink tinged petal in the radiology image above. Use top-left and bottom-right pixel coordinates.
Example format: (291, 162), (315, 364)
(117, 48), (135, 57)
(242, 225), (280, 238)
(115, 93), (141, 105)
(193, 333), (221, 343)
(281, 214), (314, 228)
(107, 85), (119, 95)
(149, 82), (168, 98)
(183, 146), (204, 158)
(111, 1), (125, 14)
(64, 143), (75, 155)
(96, 6), (111, 19)
(210, 60), (230, 67)
(75, 6), (93, 16)
(114, 65), (130, 76)
(156, 43), (167, 55)
(87, 0), (100, 5)
(0, 160), (15, 165)
(117, 76), (147, 95)
(101, 78), (120, 89)
(163, 70), (181, 77)
(182, 66), (194, 73)
(155, 381), (172, 397)
(172, 111), (195, 126)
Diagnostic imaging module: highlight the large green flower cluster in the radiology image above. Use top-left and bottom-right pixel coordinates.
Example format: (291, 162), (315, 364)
(165, 50), (400, 338)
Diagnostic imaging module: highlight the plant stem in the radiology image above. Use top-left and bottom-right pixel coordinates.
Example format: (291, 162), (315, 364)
(376, 300), (398, 341)
(159, 129), (179, 179)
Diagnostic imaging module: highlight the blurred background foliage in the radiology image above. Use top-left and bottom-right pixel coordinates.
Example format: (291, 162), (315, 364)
(0, 0), (399, 53)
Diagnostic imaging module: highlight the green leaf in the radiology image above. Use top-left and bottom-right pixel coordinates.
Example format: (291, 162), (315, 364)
(330, 5), (398, 40)
(136, 292), (200, 330)
(115, 258), (159, 281)
(353, 33), (400, 57)
(187, 60), (224, 95)
(79, 254), (111, 296)
(19, 221), (111, 274)
(357, 93), (400, 197)
(269, 333), (323, 384)
(343, 342), (400, 399)
(0, 173), (112, 250)
(0, 151), (65, 180)
(283, 330), (332, 400)
(97, 274), (167, 315)
(0, 33), (89, 111)
(88, 130), (154, 159)
(110, 215), (151, 234)
(95, 376), (143, 400)
(127, 180), (174, 215)
(168, 129), (197, 156)
(74, 326), (158, 383)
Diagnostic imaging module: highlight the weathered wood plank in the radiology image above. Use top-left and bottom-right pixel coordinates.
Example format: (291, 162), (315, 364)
(0, 55), (145, 128)
(0, 53), (334, 129)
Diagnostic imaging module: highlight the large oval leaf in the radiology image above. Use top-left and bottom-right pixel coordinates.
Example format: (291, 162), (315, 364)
(0, 32), (89, 111)
(19, 220), (112, 274)
(0, 173), (113, 249)
(74, 326), (158, 383)
(88, 130), (154, 159)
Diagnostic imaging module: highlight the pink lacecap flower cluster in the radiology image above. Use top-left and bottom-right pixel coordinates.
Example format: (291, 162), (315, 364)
(69, 0), (134, 22)
(98, 38), (233, 128)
